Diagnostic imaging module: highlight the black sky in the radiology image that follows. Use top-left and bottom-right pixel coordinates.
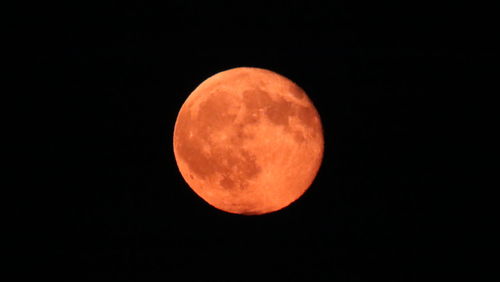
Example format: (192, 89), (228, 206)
(22, 1), (495, 281)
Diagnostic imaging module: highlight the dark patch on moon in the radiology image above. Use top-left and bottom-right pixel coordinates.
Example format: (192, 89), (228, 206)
(219, 175), (235, 189)
(292, 130), (306, 143)
(265, 98), (293, 127)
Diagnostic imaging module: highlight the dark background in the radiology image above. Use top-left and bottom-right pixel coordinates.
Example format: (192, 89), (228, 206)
(23, 1), (495, 281)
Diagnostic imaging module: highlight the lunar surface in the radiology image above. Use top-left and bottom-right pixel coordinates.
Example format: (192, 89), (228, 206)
(173, 67), (324, 215)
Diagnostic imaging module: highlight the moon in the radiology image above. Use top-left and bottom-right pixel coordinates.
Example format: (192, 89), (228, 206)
(173, 67), (324, 215)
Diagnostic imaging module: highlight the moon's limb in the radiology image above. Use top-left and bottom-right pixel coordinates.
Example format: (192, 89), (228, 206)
(173, 67), (324, 215)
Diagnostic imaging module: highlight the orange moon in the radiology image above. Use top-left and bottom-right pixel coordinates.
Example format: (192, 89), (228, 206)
(173, 67), (324, 215)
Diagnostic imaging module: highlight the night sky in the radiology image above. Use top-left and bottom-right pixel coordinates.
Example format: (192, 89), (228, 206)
(24, 1), (494, 281)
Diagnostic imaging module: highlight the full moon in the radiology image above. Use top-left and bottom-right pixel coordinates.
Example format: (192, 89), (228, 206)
(173, 67), (324, 215)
